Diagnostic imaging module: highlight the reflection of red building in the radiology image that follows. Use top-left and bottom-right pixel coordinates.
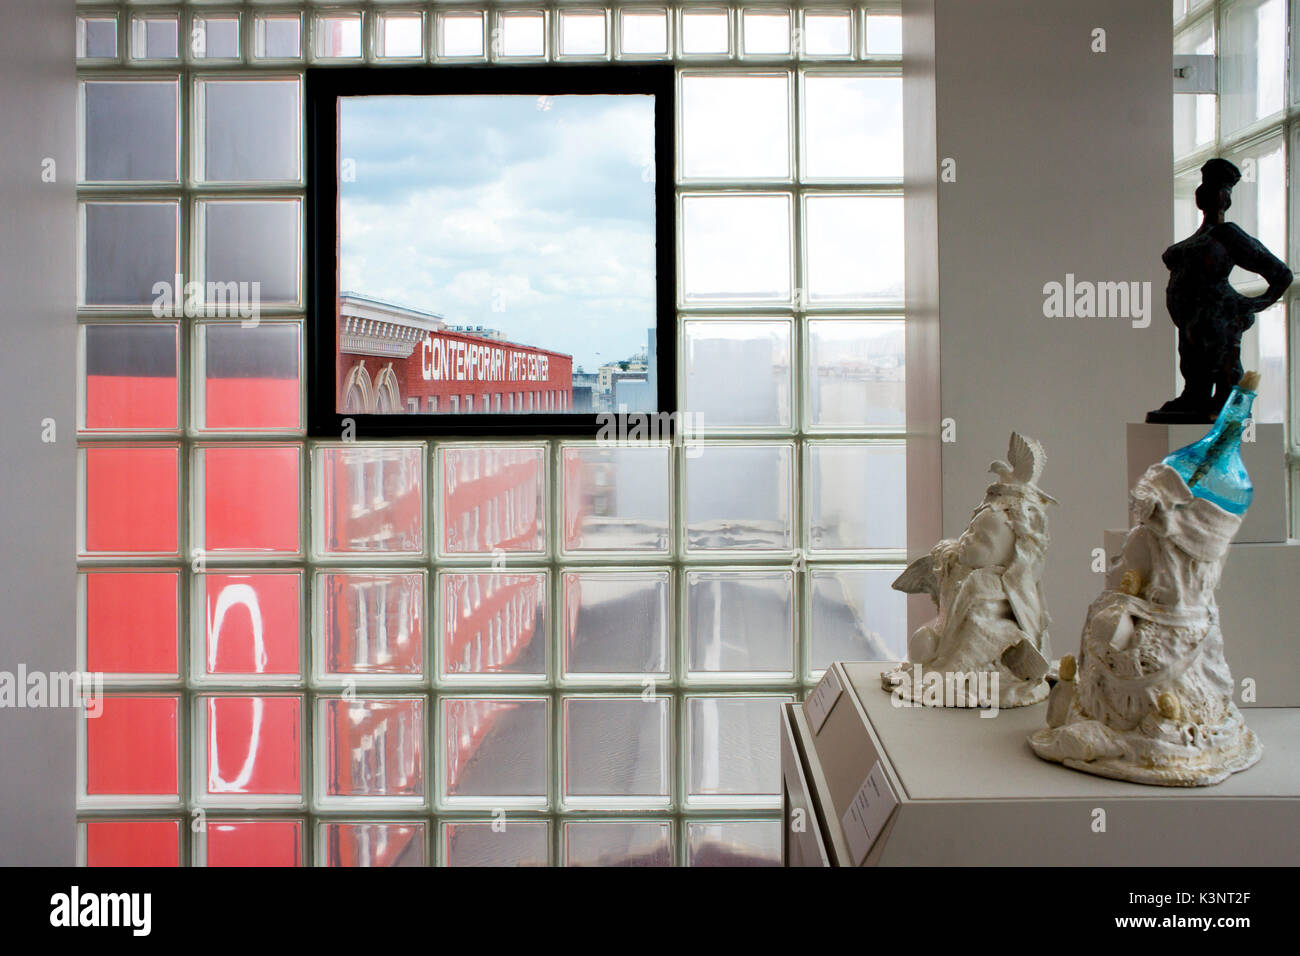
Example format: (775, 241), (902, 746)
(337, 293), (573, 414)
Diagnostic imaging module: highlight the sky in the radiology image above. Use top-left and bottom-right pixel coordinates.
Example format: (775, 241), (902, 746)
(339, 93), (657, 373)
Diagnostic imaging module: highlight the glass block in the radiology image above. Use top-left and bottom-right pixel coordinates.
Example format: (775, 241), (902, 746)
(78, 17), (118, 60)
(560, 11), (607, 56)
(86, 696), (178, 798)
(196, 445), (302, 554)
(320, 697), (425, 801)
(380, 14), (424, 58)
(315, 445), (424, 555)
(681, 73), (790, 180)
(200, 200), (301, 305)
(743, 10), (790, 55)
(318, 572), (425, 678)
(866, 13), (903, 55)
(802, 75), (902, 180)
(195, 17), (240, 60)
(315, 14), (362, 59)
(205, 820), (302, 867)
(805, 194), (905, 303)
(1240, 303), (1286, 423)
(685, 443), (793, 551)
(82, 445), (179, 555)
(1173, 16), (1215, 157)
(807, 318), (905, 429)
(621, 10), (668, 55)
(444, 821), (550, 867)
(82, 80), (178, 183)
(687, 820), (781, 866)
(806, 442), (906, 550)
(562, 444), (671, 551)
(321, 822), (425, 867)
(1220, 0), (1286, 135)
(131, 17), (178, 60)
(203, 696), (302, 799)
(256, 15), (301, 59)
(681, 194), (792, 302)
(200, 323), (301, 431)
(687, 570), (794, 674)
(1224, 135), (1286, 291)
(809, 566), (908, 669)
(683, 319), (791, 429)
(201, 572), (302, 678)
(199, 79), (301, 184)
(439, 446), (546, 555)
(440, 13), (484, 58)
(441, 572), (546, 678)
(564, 697), (670, 802)
(801, 12), (851, 57)
(1175, 168), (1200, 241)
(686, 696), (785, 801)
(82, 323), (178, 431)
(81, 201), (178, 307)
(84, 570), (179, 676)
(84, 820), (180, 867)
(443, 698), (548, 801)
(681, 10), (729, 55)
(498, 12), (546, 57)
(565, 820), (671, 866)
(563, 571), (671, 677)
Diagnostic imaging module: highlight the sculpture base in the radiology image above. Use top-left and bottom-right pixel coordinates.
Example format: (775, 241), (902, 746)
(880, 662), (1049, 709)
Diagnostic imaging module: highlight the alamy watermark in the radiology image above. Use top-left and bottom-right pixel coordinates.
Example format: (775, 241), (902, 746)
(1042, 273), (1152, 328)
(888, 666), (1001, 717)
(151, 274), (261, 326)
(0, 666), (104, 718)
(596, 408), (706, 457)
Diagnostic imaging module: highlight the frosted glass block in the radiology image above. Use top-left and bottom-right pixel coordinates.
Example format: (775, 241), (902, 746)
(685, 443), (793, 551)
(743, 10), (790, 55)
(1175, 169), (1200, 241)
(683, 319), (791, 429)
(321, 822), (425, 866)
(866, 14), (903, 55)
(686, 696), (785, 800)
(563, 571), (670, 677)
(439, 446), (546, 554)
(201, 200), (301, 305)
(132, 17), (178, 60)
(1224, 136), (1286, 291)
(256, 16), (301, 59)
(806, 442), (907, 551)
(441, 572), (547, 678)
(444, 822), (549, 867)
(200, 79), (301, 183)
(440, 14), (485, 58)
(203, 696), (302, 799)
(1173, 17), (1216, 157)
(565, 821), (671, 866)
(564, 697), (670, 802)
(317, 572), (425, 678)
(805, 195), (904, 303)
(199, 322), (301, 431)
(82, 80), (178, 183)
(1220, 0), (1286, 134)
(801, 12), (851, 56)
(681, 10), (728, 54)
(802, 75), (902, 180)
(562, 445), (671, 551)
(380, 15), (424, 58)
(498, 13), (546, 57)
(196, 445), (302, 554)
(78, 17), (117, 59)
(85, 696), (179, 800)
(82, 323), (178, 431)
(315, 15), (362, 59)
(560, 11), (607, 56)
(442, 698), (547, 801)
(621, 10), (669, 55)
(682, 194), (792, 302)
(687, 570), (794, 674)
(807, 319), (905, 429)
(201, 572), (302, 678)
(82, 201), (178, 307)
(681, 73), (790, 180)
(319, 697), (425, 800)
(195, 18), (240, 60)
(809, 566), (908, 669)
(314, 445), (424, 555)
(687, 820), (781, 866)
(1239, 303), (1286, 423)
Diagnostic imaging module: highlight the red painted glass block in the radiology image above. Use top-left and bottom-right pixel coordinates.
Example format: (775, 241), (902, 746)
(85, 571), (178, 675)
(206, 819), (303, 867)
(202, 323), (301, 430)
(86, 696), (179, 796)
(83, 445), (179, 554)
(205, 696), (301, 797)
(321, 697), (424, 798)
(200, 445), (301, 552)
(84, 819), (180, 867)
(203, 572), (301, 676)
(83, 324), (178, 431)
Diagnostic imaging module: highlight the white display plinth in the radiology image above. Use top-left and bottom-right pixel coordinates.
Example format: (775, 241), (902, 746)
(781, 662), (1300, 866)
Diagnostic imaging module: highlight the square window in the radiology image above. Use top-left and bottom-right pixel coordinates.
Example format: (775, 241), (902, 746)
(444, 821), (550, 867)
(687, 570), (794, 675)
(1220, 0), (1286, 135)
(199, 323), (301, 432)
(198, 79), (301, 184)
(319, 697), (426, 802)
(439, 446), (546, 555)
(78, 17), (118, 60)
(82, 323), (178, 431)
(314, 444), (424, 556)
(560, 11), (608, 56)
(441, 572), (547, 679)
(681, 9), (729, 55)
(1224, 135), (1286, 290)
(439, 13), (485, 58)
(806, 441), (907, 551)
(865, 13), (903, 55)
(196, 17), (240, 60)
(256, 15), (301, 60)
(687, 820), (781, 866)
(564, 820), (672, 866)
(202, 696), (302, 800)
(442, 697), (548, 803)
(317, 572), (425, 679)
(199, 200), (302, 306)
(319, 822), (425, 866)
(200, 572), (302, 678)
(685, 442), (794, 551)
(564, 697), (670, 804)
(84, 571), (179, 677)
(84, 820), (180, 867)
(562, 444), (671, 551)
(807, 318), (905, 429)
(131, 17), (178, 60)
(681, 194), (792, 302)
(380, 14), (424, 59)
(686, 696), (786, 803)
(809, 566), (908, 670)
(196, 444), (302, 554)
(562, 570), (671, 677)
(81, 201), (179, 308)
(81, 80), (179, 183)
(1173, 16), (1216, 158)
(497, 12), (546, 58)
(621, 10), (669, 55)
(802, 74), (903, 180)
(804, 194), (905, 303)
(742, 10), (790, 55)
(680, 73), (790, 180)
(683, 318), (792, 429)
(315, 14), (362, 60)
(801, 12), (852, 57)
(204, 820), (303, 867)
(85, 696), (179, 799)
(82, 445), (179, 556)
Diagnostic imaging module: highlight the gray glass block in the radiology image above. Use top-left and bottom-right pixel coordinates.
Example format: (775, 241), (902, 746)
(135, 19), (178, 60)
(687, 570), (794, 674)
(682, 319), (791, 429)
(260, 17), (301, 59)
(83, 81), (178, 182)
(81, 19), (117, 59)
(687, 696), (784, 797)
(562, 445), (670, 551)
(444, 822), (549, 867)
(807, 319), (905, 429)
(685, 443), (793, 551)
(83, 202), (178, 307)
(806, 442), (907, 550)
(563, 571), (670, 676)
(320, 823), (425, 867)
(202, 201), (300, 304)
(443, 698), (547, 800)
(565, 821), (671, 866)
(809, 567), (908, 669)
(687, 820), (781, 866)
(200, 19), (240, 60)
(564, 697), (669, 798)
(202, 80), (300, 183)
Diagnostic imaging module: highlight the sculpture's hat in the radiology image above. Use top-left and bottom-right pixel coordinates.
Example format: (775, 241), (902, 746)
(1200, 157), (1242, 190)
(986, 432), (1057, 506)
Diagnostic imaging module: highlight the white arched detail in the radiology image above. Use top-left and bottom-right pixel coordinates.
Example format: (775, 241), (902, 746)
(343, 361), (375, 414)
(374, 363), (402, 413)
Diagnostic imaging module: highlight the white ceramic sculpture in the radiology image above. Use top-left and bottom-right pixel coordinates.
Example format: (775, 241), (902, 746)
(882, 433), (1056, 708)
(1029, 462), (1261, 786)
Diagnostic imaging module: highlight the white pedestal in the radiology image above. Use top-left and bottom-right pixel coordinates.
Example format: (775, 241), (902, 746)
(782, 662), (1300, 866)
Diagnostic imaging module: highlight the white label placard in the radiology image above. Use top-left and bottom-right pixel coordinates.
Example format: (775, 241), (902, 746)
(803, 666), (843, 734)
(841, 761), (897, 866)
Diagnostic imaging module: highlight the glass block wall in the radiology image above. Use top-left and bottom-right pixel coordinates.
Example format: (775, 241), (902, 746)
(75, 0), (908, 866)
(1172, 0), (1296, 531)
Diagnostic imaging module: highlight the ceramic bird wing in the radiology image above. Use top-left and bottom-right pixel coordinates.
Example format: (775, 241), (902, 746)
(990, 431), (1046, 485)
(892, 553), (940, 604)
